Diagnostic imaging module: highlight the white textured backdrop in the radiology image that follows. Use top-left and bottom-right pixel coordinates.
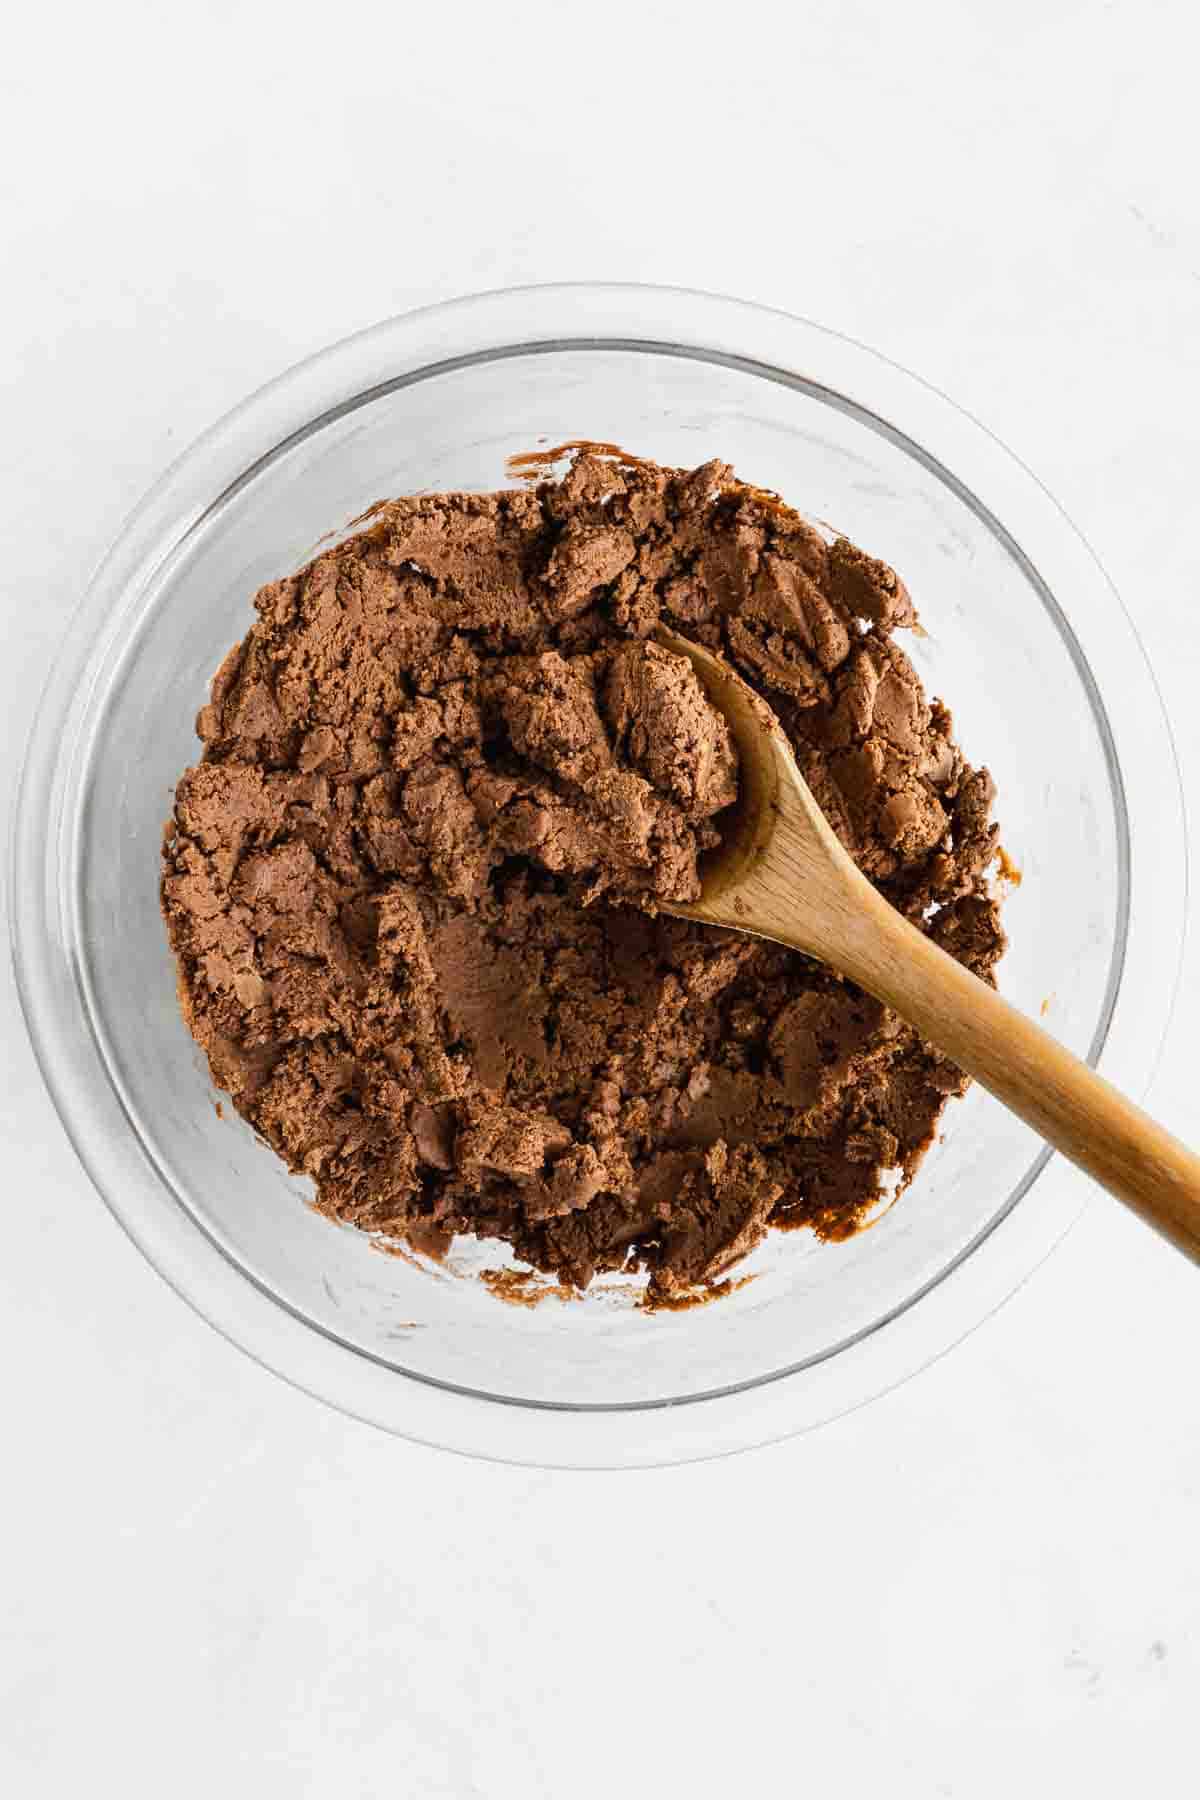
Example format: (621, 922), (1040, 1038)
(2, 2), (1197, 1792)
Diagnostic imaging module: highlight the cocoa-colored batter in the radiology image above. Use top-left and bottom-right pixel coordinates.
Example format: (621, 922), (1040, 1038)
(162, 451), (1005, 1298)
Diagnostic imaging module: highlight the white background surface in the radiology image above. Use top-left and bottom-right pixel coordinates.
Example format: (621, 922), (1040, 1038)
(3, 2), (1198, 1792)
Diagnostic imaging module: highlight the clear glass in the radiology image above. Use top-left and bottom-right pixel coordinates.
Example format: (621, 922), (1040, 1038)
(11, 285), (1187, 1466)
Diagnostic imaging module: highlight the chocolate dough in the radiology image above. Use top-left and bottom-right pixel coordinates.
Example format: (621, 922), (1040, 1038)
(161, 451), (1005, 1297)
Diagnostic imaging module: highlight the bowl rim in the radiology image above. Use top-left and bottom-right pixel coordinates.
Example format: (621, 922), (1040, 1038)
(10, 281), (1188, 1467)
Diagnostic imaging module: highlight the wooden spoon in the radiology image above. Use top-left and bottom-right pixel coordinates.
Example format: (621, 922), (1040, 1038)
(657, 628), (1200, 1262)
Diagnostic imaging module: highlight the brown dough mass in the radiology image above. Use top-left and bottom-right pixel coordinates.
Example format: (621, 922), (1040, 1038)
(161, 451), (1005, 1298)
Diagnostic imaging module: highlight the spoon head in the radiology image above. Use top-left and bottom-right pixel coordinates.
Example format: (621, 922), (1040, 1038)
(654, 628), (791, 916)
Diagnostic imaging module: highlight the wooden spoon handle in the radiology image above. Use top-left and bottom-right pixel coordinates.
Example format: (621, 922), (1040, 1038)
(825, 893), (1200, 1260)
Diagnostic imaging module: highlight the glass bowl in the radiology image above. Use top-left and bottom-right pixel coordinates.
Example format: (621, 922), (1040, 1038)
(11, 284), (1186, 1467)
